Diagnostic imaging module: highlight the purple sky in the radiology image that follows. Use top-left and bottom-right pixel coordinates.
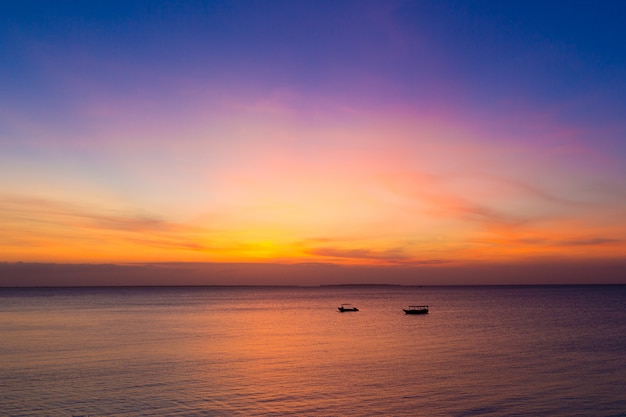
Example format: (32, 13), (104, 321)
(2, 1), (626, 285)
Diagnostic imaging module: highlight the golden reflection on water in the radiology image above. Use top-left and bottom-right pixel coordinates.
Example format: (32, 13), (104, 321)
(1, 286), (625, 416)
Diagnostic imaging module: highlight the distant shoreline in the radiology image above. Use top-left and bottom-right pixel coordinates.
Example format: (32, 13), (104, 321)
(1, 283), (624, 289)
(320, 283), (403, 287)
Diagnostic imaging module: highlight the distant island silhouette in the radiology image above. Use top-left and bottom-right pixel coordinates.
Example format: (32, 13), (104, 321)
(321, 283), (403, 287)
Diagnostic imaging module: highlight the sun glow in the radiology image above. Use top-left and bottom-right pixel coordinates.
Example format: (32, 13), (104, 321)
(2, 1), (626, 284)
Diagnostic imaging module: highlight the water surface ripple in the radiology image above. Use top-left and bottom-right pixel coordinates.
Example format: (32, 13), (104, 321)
(1, 285), (625, 416)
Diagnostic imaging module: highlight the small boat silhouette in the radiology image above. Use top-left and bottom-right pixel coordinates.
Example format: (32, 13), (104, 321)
(338, 303), (359, 312)
(403, 305), (429, 314)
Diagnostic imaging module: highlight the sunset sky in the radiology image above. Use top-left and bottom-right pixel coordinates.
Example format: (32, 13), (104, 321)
(2, 1), (626, 285)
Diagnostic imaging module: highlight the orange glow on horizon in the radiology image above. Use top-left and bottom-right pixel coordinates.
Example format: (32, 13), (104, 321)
(2, 94), (626, 271)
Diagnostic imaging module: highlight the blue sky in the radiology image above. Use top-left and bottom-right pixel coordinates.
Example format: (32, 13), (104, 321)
(2, 0), (626, 285)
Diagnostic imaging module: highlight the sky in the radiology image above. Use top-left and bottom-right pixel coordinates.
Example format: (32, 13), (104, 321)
(1, 0), (626, 285)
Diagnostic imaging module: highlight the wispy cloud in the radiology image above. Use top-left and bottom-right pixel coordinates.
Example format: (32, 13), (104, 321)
(557, 237), (623, 246)
(301, 243), (450, 266)
(0, 194), (208, 256)
(519, 237), (624, 247)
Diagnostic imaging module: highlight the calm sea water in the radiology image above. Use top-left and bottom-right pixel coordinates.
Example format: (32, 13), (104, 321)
(1, 285), (625, 417)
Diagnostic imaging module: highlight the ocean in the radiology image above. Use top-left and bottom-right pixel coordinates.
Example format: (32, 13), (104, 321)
(1, 285), (625, 416)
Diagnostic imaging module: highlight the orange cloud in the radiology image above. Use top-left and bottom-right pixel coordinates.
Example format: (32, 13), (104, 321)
(0, 194), (210, 262)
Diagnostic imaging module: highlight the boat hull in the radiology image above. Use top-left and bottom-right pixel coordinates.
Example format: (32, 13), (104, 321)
(403, 309), (428, 314)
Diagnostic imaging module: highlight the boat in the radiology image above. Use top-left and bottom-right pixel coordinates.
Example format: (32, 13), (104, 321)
(403, 305), (429, 314)
(338, 303), (359, 312)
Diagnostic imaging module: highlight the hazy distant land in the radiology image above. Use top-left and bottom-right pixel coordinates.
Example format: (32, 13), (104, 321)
(2, 261), (625, 287)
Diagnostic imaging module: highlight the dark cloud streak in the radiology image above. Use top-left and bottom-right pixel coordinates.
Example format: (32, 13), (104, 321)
(2, 260), (626, 287)
(0, 194), (208, 252)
